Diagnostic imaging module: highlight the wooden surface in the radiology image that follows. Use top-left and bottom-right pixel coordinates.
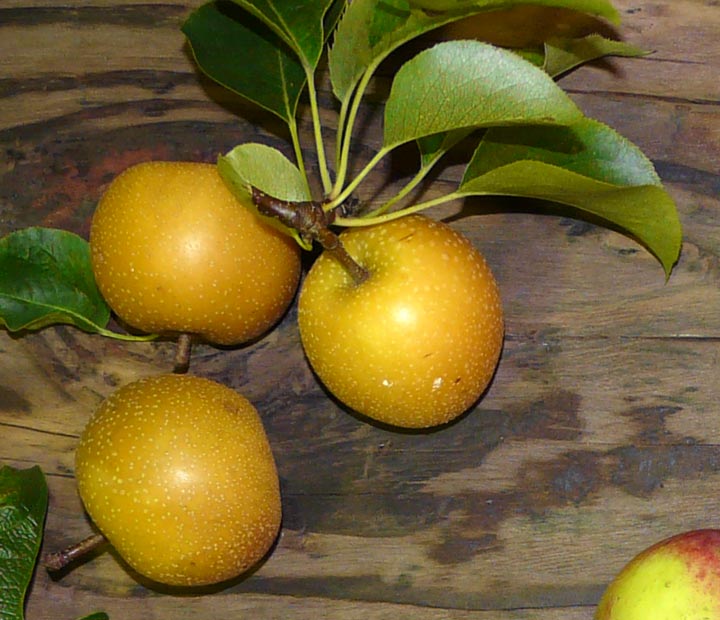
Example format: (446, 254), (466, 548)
(2, 1), (720, 618)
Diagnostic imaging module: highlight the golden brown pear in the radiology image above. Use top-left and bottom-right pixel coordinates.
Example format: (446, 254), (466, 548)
(75, 374), (282, 586)
(90, 161), (301, 345)
(298, 214), (504, 428)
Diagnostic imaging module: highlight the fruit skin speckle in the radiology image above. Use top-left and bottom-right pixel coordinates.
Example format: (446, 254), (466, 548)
(298, 214), (504, 429)
(75, 374), (282, 587)
(89, 161), (301, 346)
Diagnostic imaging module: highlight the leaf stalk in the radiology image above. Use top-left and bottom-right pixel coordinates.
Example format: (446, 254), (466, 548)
(305, 68), (333, 195)
(331, 62), (382, 199)
(335, 191), (463, 227)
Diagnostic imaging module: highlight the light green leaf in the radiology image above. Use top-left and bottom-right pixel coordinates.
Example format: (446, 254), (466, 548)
(463, 118), (661, 187)
(416, 34), (645, 167)
(543, 34), (648, 77)
(409, 0), (619, 22)
(219, 143), (311, 202)
(0, 465), (48, 620)
(230, 0), (340, 69)
(384, 40), (584, 149)
(218, 143), (313, 249)
(328, 0), (619, 104)
(458, 161), (682, 276)
(183, 1), (307, 124)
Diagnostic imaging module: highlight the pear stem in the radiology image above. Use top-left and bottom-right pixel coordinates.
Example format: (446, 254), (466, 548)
(252, 187), (368, 285)
(44, 533), (107, 572)
(174, 333), (193, 373)
(316, 227), (369, 286)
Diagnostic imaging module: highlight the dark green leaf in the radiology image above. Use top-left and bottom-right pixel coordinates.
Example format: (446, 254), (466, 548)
(0, 228), (153, 340)
(230, 0), (339, 69)
(329, 0), (451, 104)
(384, 40), (583, 148)
(463, 118), (661, 187)
(0, 465), (48, 620)
(0, 228), (110, 334)
(328, 0), (620, 104)
(77, 614), (109, 620)
(417, 128), (475, 168)
(323, 0), (346, 43)
(543, 34), (648, 77)
(218, 143), (313, 249)
(458, 161), (682, 276)
(182, 1), (307, 124)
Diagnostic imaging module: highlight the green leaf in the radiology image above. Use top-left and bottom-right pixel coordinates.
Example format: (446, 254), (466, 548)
(230, 0), (339, 70)
(0, 228), (110, 334)
(328, 0), (619, 104)
(0, 465), (48, 620)
(416, 34), (645, 168)
(182, 1), (307, 124)
(513, 48), (546, 67)
(543, 34), (648, 77)
(463, 118), (661, 187)
(384, 40), (584, 149)
(0, 228), (153, 340)
(409, 0), (619, 22)
(218, 143), (313, 249)
(458, 161), (682, 276)
(323, 0), (345, 42)
(417, 128), (475, 168)
(77, 614), (109, 620)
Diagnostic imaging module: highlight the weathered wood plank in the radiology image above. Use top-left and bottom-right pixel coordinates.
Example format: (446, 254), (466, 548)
(2, 0), (720, 618)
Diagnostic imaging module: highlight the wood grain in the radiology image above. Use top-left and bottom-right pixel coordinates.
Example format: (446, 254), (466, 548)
(2, 1), (719, 618)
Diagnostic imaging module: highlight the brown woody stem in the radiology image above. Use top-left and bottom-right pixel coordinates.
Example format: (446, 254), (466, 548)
(174, 333), (193, 373)
(44, 533), (107, 572)
(314, 226), (369, 285)
(252, 187), (369, 285)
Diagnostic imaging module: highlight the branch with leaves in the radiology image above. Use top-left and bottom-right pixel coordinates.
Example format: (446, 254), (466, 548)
(0, 1), (686, 614)
(0, 0), (682, 339)
(184, 0), (681, 276)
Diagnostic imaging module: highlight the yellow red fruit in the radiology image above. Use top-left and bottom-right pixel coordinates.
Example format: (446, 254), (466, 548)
(596, 529), (720, 620)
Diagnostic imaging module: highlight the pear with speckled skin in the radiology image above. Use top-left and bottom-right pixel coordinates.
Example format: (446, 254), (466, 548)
(89, 161), (301, 346)
(298, 214), (504, 428)
(75, 374), (281, 587)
